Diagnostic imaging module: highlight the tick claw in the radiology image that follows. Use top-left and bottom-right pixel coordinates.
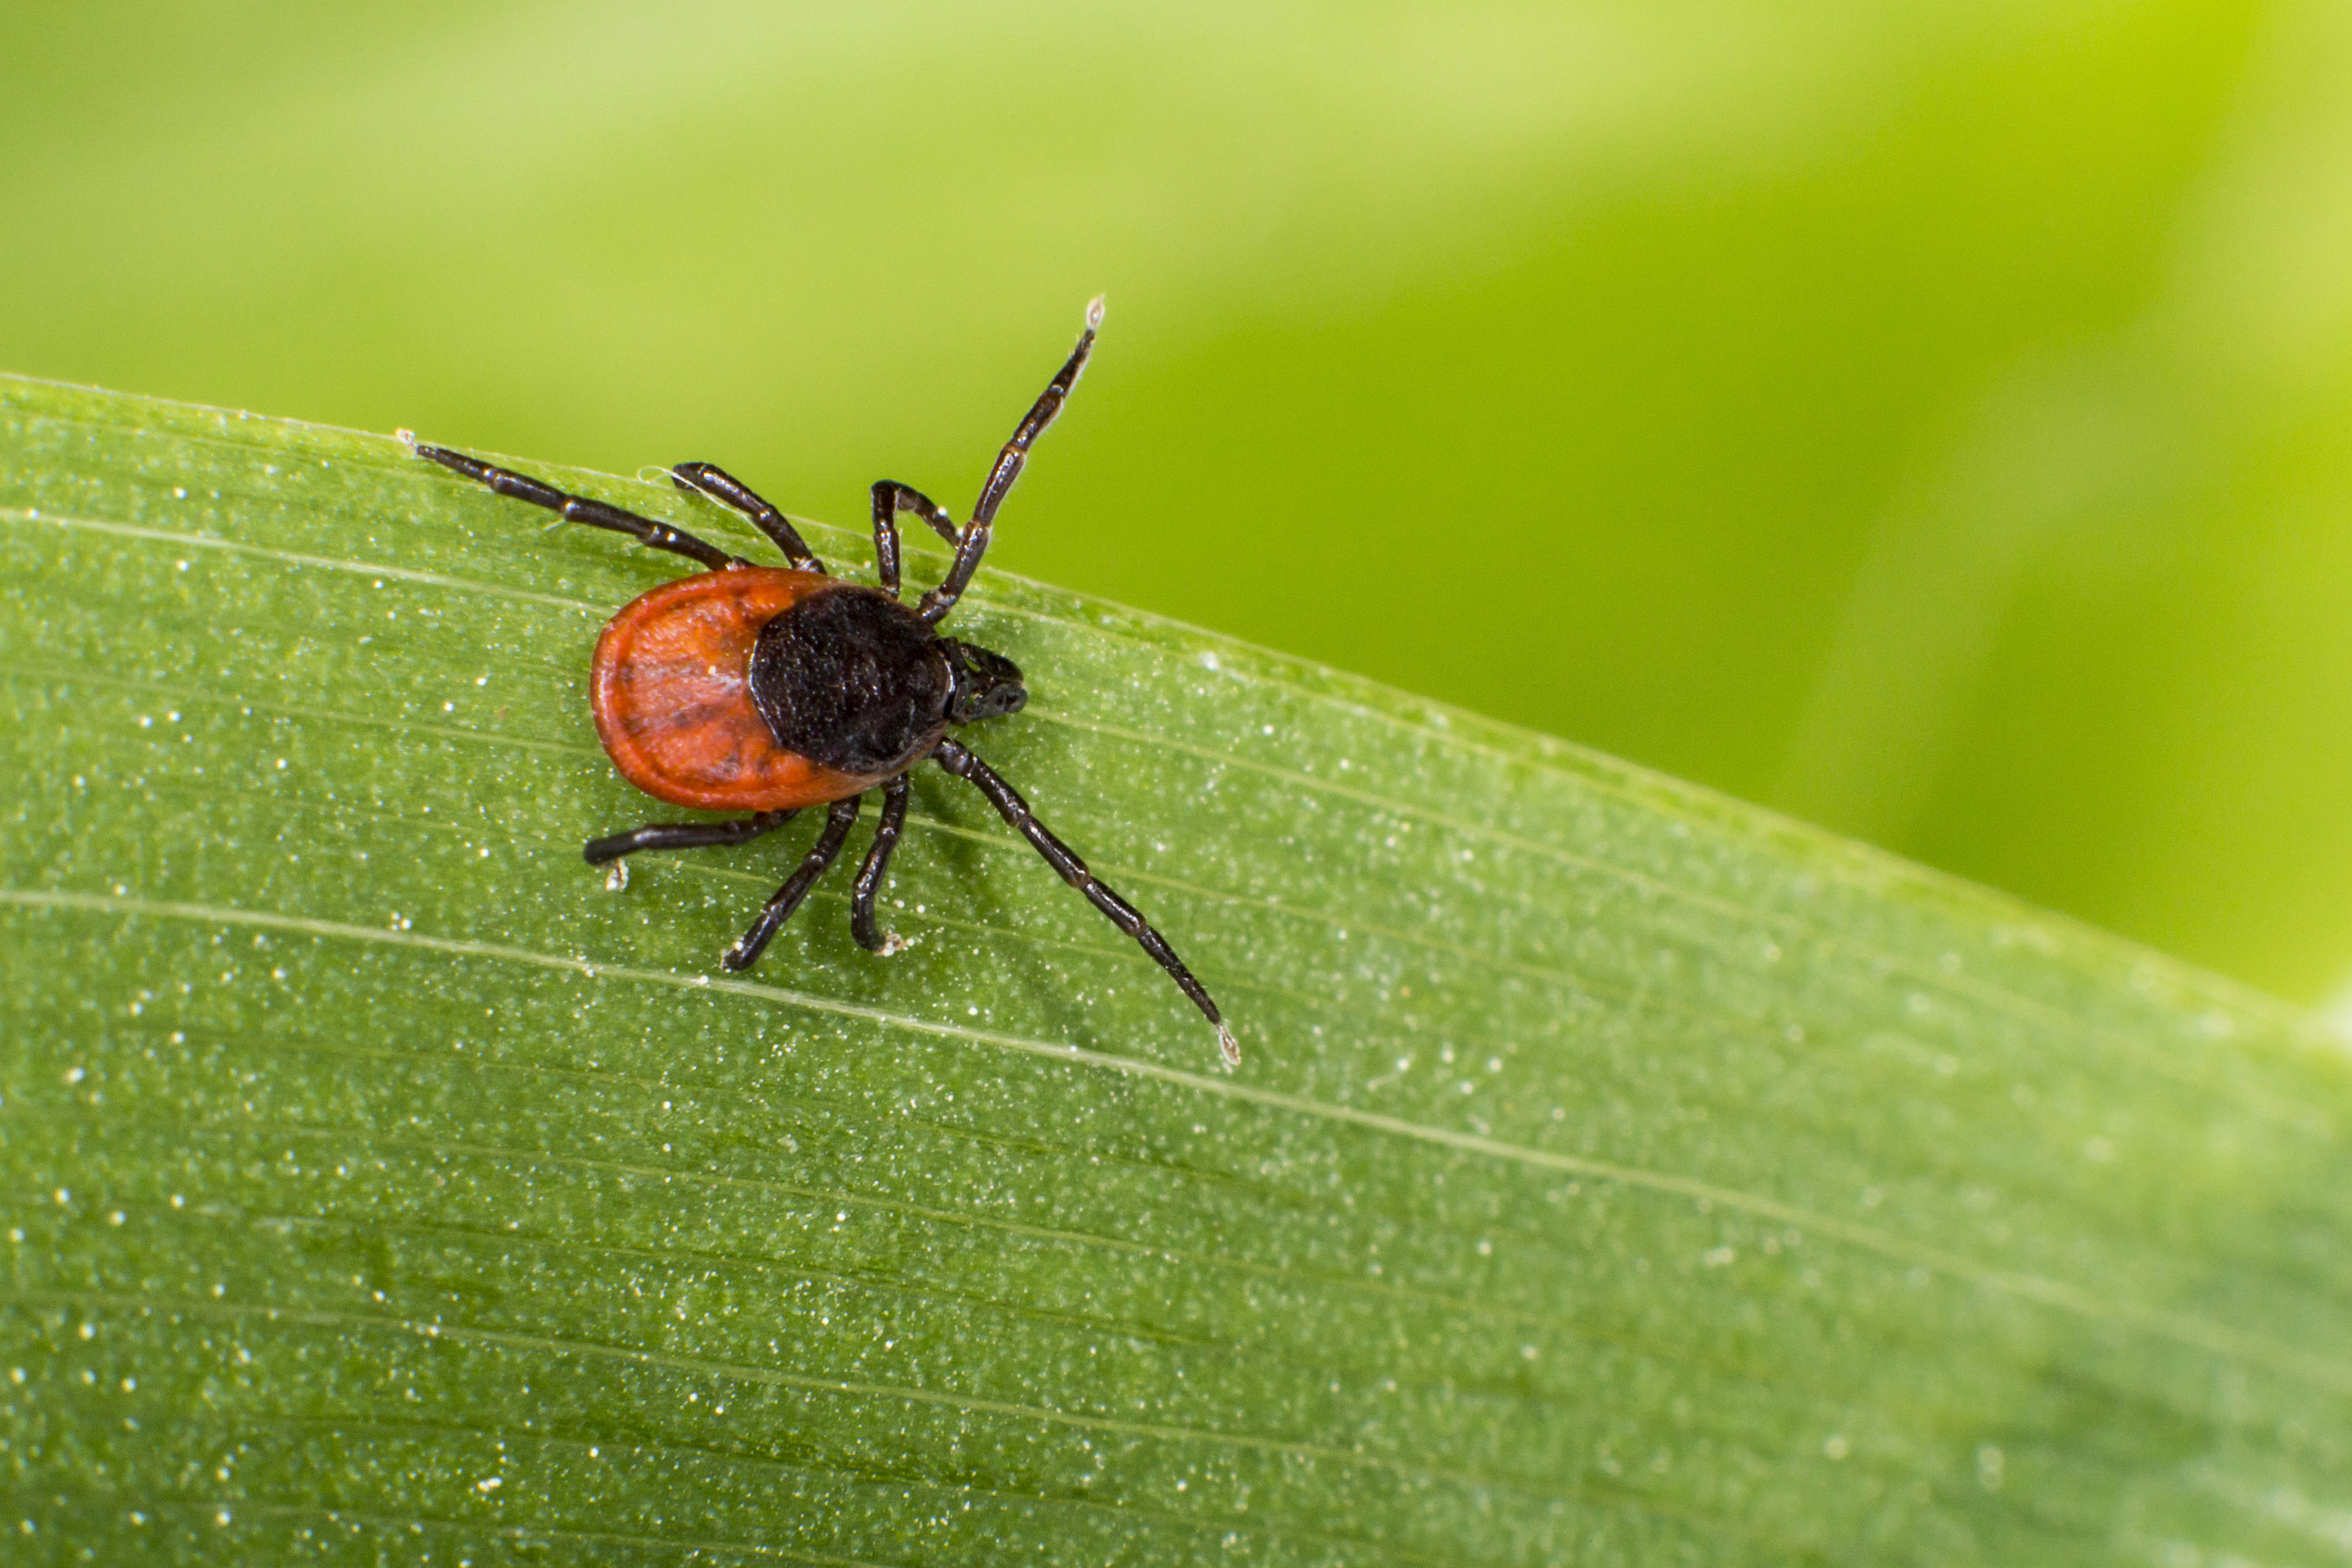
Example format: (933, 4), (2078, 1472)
(1216, 1022), (1240, 1069)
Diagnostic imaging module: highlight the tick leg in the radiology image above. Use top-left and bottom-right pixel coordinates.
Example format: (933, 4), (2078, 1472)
(722, 796), (861, 972)
(934, 737), (1237, 1065)
(849, 773), (913, 952)
(583, 809), (799, 865)
(918, 298), (1103, 624)
(412, 444), (741, 572)
(670, 462), (825, 573)
(869, 481), (958, 600)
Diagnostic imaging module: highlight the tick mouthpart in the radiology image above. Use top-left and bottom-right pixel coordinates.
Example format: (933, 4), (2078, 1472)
(941, 639), (1027, 724)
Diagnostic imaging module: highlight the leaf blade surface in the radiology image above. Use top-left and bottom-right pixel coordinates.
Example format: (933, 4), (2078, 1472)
(2, 376), (2348, 1563)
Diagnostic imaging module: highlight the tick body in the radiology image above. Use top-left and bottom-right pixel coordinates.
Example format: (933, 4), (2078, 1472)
(413, 300), (1238, 1065)
(590, 569), (920, 812)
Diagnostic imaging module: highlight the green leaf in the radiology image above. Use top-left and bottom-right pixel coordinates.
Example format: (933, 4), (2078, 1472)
(3, 374), (2348, 1564)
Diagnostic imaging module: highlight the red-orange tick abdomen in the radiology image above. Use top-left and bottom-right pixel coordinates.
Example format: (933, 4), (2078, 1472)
(589, 566), (877, 812)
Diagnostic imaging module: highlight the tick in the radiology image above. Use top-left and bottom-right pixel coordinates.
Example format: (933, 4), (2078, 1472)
(410, 301), (1237, 1065)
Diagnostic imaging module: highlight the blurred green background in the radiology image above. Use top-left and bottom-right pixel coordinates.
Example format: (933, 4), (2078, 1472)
(3, 1), (2348, 1005)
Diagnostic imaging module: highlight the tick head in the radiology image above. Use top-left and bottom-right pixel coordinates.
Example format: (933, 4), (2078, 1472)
(941, 639), (1027, 724)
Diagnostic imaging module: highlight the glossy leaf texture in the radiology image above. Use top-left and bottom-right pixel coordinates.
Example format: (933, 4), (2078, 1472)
(2, 376), (2349, 1565)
